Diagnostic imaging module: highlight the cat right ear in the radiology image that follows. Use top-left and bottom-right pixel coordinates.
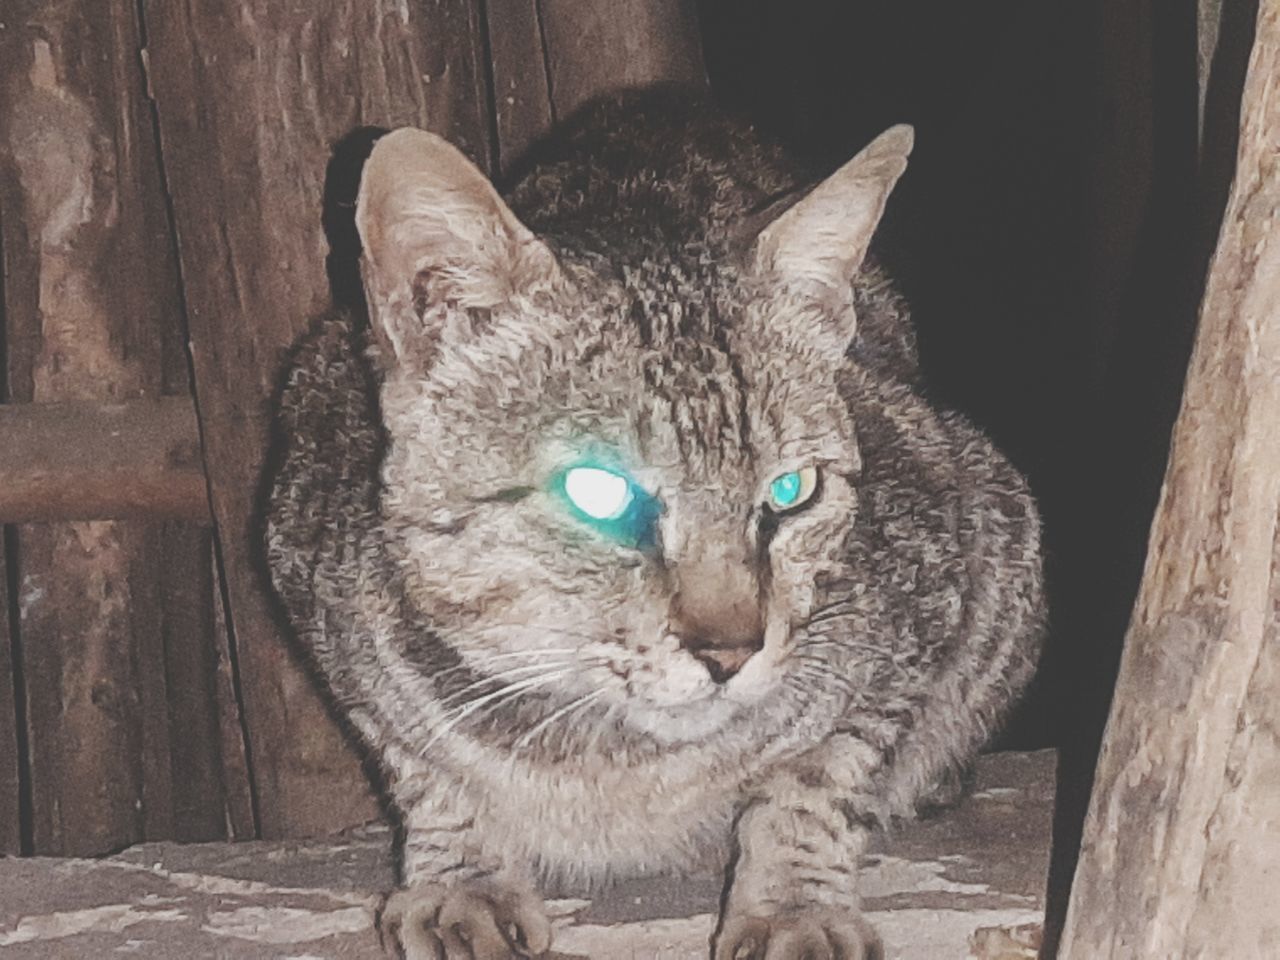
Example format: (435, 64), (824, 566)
(749, 124), (913, 327)
(355, 128), (560, 368)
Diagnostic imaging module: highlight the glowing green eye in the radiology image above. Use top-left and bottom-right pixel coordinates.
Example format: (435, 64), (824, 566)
(563, 466), (633, 520)
(768, 466), (818, 511)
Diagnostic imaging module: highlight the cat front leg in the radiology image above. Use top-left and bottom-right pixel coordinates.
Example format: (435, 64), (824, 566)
(379, 779), (551, 960)
(715, 775), (882, 960)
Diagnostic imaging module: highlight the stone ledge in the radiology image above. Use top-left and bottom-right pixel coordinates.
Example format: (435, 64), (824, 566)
(0, 750), (1053, 959)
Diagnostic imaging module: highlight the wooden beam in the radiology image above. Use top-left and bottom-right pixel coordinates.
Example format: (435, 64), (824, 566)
(0, 399), (208, 524)
(1060, 1), (1280, 954)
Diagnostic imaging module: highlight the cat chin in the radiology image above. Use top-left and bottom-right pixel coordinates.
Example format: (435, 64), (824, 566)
(620, 698), (740, 744)
(620, 669), (774, 745)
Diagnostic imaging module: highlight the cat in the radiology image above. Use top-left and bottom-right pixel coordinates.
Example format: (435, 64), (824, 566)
(265, 88), (1045, 960)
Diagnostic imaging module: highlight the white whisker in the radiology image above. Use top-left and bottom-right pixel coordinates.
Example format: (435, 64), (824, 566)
(424, 670), (570, 752)
(438, 660), (575, 705)
(514, 688), (607, 751)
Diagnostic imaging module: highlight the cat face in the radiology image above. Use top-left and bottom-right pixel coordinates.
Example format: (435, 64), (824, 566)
(355, 123), (910, 743)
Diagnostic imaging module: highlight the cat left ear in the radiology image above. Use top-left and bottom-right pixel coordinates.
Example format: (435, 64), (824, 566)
(751, 124), (913, 309)
(355, 127), (560, 367)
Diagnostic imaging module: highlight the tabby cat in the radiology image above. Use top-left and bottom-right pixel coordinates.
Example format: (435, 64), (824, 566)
(266, 90), (1044, 960)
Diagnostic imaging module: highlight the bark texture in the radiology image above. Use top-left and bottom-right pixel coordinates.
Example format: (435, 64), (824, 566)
(1060, 2), (1280, 954)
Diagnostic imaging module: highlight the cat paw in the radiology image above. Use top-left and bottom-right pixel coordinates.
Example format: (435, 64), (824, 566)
(378, 881), (552, 959)
(713, 910), (883, 960)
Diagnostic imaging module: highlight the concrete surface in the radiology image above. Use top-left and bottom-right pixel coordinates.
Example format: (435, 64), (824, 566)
(0, 750), (1054, 959)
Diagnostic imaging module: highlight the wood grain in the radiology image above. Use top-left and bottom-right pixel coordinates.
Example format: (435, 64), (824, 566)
(485, 0), (555, 175)
(139, 0), (494, 837)
(0, 0), (242, 854)
(537, 0), (706, 119)
(0, 543), (20, 855)
(1060, 2), (1280, 953)
(0, 399), (207, 523)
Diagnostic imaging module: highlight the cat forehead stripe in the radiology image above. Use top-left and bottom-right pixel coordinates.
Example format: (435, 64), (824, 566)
(625, 258), (754, 466)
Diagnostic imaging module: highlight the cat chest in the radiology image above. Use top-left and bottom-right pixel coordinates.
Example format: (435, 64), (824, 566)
(474, 756), (740, 877)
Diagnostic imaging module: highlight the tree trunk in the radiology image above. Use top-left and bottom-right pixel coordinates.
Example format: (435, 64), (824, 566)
(1059, 1), (1280, 954)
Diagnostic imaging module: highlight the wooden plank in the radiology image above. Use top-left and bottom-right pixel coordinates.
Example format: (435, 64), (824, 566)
(0, 540), (21, 855)
(205, 540), (258, 840)
(537, 0), (707, 119)
(140, 0), (493, 837)
(0, 0), (233, 854)
(486, 0), (708, 174)
(485, 0), (555, 175)
(146, 525), (256, 842)
(1060, 2), (1280, 954)
(0, 399), (208, 523)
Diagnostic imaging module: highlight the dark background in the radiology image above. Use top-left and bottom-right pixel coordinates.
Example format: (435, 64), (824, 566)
(697, 0), (1257, 948)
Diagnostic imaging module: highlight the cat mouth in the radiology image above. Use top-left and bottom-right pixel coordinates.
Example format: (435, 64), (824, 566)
(688, 646), (758, 684)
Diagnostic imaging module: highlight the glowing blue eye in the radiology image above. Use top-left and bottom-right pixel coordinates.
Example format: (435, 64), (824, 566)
(558, 464), (659, 548)
(563, 466), (634, 520)
(768, 466), (818, 511)
(770, 472), (802, 507)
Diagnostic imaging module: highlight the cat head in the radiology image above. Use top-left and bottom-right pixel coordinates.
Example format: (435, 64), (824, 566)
(355, 122), (911, 744)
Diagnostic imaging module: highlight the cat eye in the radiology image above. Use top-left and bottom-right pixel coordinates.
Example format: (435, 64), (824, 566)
(556, 464), (660, 549)
(767, 465), (819, 512)
(563, 466), (633, 520)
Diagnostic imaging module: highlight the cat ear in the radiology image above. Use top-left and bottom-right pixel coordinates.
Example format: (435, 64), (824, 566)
(355, 127), (560, 366)
(751, 124), (913, 312)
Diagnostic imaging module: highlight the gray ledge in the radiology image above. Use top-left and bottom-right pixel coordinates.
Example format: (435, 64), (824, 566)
(0, 750), (1053, 959)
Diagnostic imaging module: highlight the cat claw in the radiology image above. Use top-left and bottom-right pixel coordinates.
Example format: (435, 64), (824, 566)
(713, 910), (883, 960)
(379, 882), (551, 960)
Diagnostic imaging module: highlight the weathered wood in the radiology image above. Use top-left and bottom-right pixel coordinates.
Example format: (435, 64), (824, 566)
(139, 0), (494, 837)
(486, 0), (708, 172)
(0, 542), (21, 855)
(206, 542), (259, 841)
(0, 399), (208, 523)
(1060, 2), (1280, 954)
(537, 0), (707, 120)
(0, 0), (240, 855)
(486, 1), (555, 175)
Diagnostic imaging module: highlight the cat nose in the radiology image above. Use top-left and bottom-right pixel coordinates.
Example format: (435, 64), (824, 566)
(679, 640), (762, 684)
(669, 556), (764, 683)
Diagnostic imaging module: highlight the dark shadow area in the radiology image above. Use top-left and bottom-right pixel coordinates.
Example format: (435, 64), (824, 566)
(0, 219), (36, 856)
(2, 526), (33, 856)
(322, 126), (389, 313)
(697, 0), (1240, 953)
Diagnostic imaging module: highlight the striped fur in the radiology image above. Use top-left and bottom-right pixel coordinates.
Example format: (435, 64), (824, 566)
(265, 89), (1044, 959)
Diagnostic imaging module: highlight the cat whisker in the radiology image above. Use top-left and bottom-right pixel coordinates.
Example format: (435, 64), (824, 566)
(437, 660), (576, 705)
(429, 647), (581, 679)
(513, 687), (608, 752)
(467, 623), (613, 646)
(425, 670), (571, 751)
